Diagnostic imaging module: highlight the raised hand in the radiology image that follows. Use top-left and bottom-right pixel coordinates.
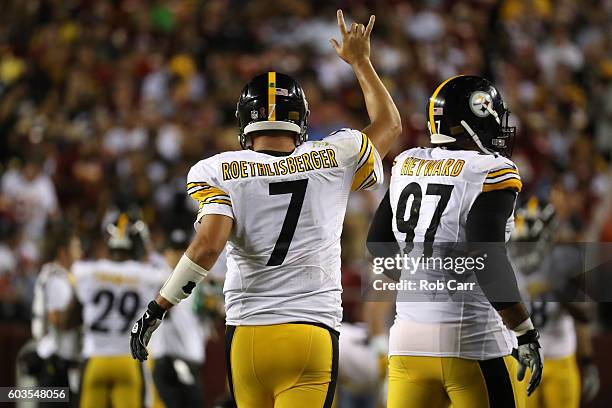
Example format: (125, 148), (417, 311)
(330, 10), (375, 66)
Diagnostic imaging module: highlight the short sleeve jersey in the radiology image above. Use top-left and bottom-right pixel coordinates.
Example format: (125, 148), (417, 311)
(73, 259), (166, 357)
(388, 147), (522, 359)
(186, 129), (383, 330)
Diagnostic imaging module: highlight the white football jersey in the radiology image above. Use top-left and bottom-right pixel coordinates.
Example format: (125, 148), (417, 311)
(73, 259), (166, 357)
(149, 254), (215, 364)
(151, 284), (211, 363)
(517, 247), (580, 359)
(530, 300), (576, 359)
(31, 262), (80, 360)
(186, 129), (383, 331)
(338, 323), (379, 393)
(388, 147), (522, 360)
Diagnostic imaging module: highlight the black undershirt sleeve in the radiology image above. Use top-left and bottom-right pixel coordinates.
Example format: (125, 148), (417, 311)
(466, 189), (523, 310)
(367, 189), (396, 245)
(367, 189), (401, 281)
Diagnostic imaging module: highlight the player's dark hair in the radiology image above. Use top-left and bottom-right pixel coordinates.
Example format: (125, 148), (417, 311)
(42, 222), (75, 263)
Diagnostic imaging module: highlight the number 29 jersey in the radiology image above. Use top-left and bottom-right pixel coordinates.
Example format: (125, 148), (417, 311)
(388, 147), (522, 360)
(186, 129), (383, 331)
(73, 260), (166, 357)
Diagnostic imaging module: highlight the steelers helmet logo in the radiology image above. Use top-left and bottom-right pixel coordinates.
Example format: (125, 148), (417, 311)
(470, 91), (493, 118)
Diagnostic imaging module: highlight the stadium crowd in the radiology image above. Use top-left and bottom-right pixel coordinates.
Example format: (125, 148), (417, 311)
(0, 0), (610, 324)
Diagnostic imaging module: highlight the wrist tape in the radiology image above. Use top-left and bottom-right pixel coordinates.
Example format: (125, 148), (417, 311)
(512, 318), (535, 337)
(159, 254), (208, 305)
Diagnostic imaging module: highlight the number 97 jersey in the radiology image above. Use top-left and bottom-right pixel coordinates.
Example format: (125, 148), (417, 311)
(186, 129), (383, 331)
(73, 259), (166, 358)
(390, 147), (522, 244)
(388, 147), (522, 359)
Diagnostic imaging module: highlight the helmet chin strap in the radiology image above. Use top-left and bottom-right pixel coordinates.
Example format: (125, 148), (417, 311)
(460, 120), (498, 156)
(295, 132), (308, 146)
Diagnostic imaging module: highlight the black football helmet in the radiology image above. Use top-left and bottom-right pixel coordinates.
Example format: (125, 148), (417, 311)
(511, 197), (557, 274)
(427, 75), (516, 157)
(236, 72), (309, 149)
(104, 209), (150, 259)
(512, 197), (557, 243)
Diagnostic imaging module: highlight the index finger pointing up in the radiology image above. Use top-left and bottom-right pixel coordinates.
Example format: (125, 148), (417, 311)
(365, 15), (375, 37)
(337, 10), (348, 35)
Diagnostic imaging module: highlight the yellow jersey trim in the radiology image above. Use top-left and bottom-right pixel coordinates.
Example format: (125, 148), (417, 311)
(352, 134), (377, 191)
(482, 178), (522, 193)
(486, 168), (519, 179)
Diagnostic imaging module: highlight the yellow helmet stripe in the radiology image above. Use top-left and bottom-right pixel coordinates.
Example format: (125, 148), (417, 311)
(429, 75), (463, 134)
(268, 71), (276, 121)
(117, 213), (129, 237)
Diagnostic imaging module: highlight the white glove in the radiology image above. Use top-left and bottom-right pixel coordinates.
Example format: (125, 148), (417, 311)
(581, 359), (600, 402)
(515, 329), (544, 396)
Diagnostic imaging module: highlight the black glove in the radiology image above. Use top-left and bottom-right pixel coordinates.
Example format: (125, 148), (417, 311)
(130, 300), (166, 362)
(515, 329), (544, 396)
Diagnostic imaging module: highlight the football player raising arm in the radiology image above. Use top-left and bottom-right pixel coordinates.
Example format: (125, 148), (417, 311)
(330, 10), (401, 158)
(131, 9), (400, 408)
(130, 8), (401, 360)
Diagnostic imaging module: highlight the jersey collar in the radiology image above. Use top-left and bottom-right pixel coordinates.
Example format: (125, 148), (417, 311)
(254, 149), (294, 157)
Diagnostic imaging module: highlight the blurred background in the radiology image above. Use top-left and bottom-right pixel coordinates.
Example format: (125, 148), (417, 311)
(0, 0), (611, 407)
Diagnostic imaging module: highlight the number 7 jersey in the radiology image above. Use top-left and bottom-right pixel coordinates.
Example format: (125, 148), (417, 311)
(186, 129), (383, 331)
